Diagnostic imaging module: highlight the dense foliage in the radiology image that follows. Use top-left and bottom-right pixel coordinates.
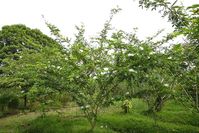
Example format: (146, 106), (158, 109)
(0, 25), (63, 114)
(0, 0), (198, 132)
(138, 0), (199, 112)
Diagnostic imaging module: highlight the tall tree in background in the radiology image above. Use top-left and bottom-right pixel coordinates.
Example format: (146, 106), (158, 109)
(0, 24), (62, 108)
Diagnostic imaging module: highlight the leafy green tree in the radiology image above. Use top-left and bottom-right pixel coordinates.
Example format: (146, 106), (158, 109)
(97, 22), (177, 113)
(0, 24), (62, 108)
(45, 8), (123, 132)
(116, 38), (176, 112)
(138, 0), (199, 112)
(0, 24), (60, 63)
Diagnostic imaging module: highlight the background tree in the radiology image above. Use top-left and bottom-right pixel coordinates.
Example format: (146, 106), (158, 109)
(138, 0), (199, 112)
(0, 24), (62, 109)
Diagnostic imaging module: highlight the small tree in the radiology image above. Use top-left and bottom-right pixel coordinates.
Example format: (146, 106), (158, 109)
(45, 7), (122, 132)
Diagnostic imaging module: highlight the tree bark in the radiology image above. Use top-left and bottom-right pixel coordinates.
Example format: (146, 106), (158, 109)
(154, 96), (163, 112)
(24, 95), (27, 109)
(88, 117), (97, 133)
(196, 87), (199, 112)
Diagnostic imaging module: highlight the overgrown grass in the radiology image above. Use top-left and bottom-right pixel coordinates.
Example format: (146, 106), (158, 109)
(0, 107), (80, 133)
(0, 112), (40, 133)
(156, 101), (199, 127)
(99, 99), (199, 133)
(100, 112), (199, 133)
(20, 116), (115, 133)
(0, 99), (199, 133)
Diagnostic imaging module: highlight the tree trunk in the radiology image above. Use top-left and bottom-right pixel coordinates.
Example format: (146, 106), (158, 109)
(154, 96), (163, 112)
(124, 106), (129, 113)
(88, 119), (96, 133)
(24, 95), (27, 109)
(196, 87), (199, 112)
(147, 95), (165, 113)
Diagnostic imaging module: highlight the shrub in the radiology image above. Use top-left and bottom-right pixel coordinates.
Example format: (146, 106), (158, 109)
(8, 96), (19, 109)
(0, 93), (19, 116)
(121, 100), (132, 113)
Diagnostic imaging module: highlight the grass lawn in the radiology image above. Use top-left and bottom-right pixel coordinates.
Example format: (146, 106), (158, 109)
(0, 99), (199, 133)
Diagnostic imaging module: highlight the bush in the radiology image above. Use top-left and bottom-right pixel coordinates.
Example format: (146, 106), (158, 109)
(8, 96), (19, 109)
(121, 100), (132, 113)
(0, 93), (19, 116)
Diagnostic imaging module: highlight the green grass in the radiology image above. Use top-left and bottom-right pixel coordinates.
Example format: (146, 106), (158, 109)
(0, 112), (40, 133)
(0, 99), (199, 133)
(0, 107), (81, 133)
(99, 99), (199, 133)
(156, 101), (199, 127)
(20, 116), (115, 133)
(100, 112), (199, 133)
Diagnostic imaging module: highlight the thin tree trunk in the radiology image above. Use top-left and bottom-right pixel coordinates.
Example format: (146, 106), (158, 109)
(196, 87), (199, 112)
(154, 95), (167, 112)
(24, 95), (27, 108)
(88, 117), (97, 133)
